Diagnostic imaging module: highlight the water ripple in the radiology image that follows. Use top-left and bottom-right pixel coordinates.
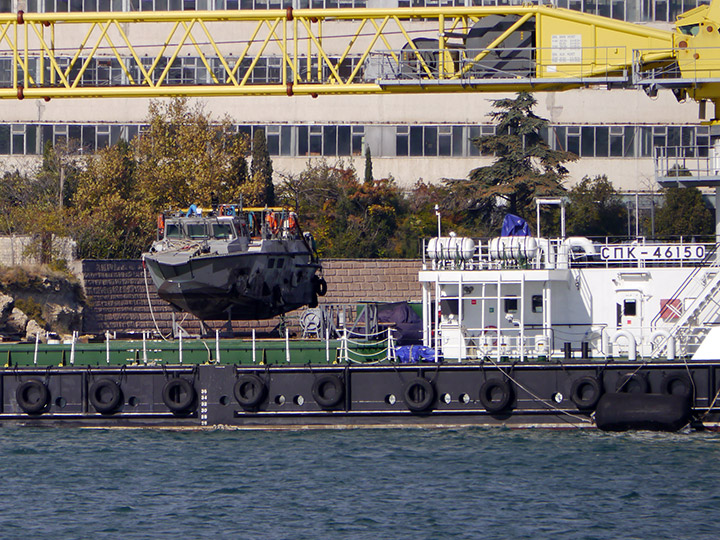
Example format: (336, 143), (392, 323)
(0, 428), (719, 539)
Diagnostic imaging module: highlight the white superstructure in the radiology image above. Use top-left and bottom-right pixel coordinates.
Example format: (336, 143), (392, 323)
(420, 231), (720, 362)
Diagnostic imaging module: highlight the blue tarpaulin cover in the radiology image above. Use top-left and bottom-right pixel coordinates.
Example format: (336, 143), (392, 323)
(501, 214), (531, 237)
(396, 345), (440, 363)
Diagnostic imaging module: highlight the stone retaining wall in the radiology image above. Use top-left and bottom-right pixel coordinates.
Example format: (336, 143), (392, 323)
(81, 258), (423, 335)
(0, 235), (77, 266)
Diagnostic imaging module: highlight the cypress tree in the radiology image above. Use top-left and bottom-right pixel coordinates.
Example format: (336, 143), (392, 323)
(364, 145), (373, 184)
(446, 92), (576, 229)
(251, 129), (275, 206)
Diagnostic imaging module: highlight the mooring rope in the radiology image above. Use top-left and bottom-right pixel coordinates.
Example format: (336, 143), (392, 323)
(143, 262), (172, 341)
(483, 355), (593, 427)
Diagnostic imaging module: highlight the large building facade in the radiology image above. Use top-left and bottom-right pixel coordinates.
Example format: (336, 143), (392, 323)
(0, 0), (709, 191)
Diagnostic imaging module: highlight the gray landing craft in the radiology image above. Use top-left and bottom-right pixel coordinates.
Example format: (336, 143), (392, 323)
(142, 204), (326, 321)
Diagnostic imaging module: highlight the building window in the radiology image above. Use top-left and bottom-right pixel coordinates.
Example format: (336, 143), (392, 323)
(531, 295), (543, 313)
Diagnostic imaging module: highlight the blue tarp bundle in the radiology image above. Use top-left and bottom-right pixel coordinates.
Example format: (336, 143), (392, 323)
(396, 345), (441, 363)
(500, 214), (530, 237)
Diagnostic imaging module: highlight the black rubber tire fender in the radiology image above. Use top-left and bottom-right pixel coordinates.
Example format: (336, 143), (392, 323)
(315, 277), (328, 297)
(570, 376), (603, 410)
(479, 378), (513, 413)
(162, 378), (197, 413)
(312, 374), (344, 409)
(89, 378), (123, 414)
(403, 377), (435, 412)
(16, 379), (50, 415)
(234, 374), (267, 409)
(616, 373), (649, 394)
(661, 372), (693, 400)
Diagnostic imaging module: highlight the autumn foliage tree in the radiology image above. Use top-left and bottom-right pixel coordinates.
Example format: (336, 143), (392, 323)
(277, 160), (416, 258)
(133, 99), (249, 209)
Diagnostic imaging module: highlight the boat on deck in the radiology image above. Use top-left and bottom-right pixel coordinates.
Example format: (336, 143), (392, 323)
(142, 204), (326, 321)
(2, 206), (720, 430)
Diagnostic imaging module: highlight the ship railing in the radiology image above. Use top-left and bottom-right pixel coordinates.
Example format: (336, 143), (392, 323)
(654, 144), (716, 182)
(423, 236), (717, 272)
(339, 327), (397, 364)
(447, 324), (620, 362)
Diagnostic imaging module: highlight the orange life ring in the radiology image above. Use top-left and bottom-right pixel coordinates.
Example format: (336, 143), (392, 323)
(483, 326), (498, 347)
(157, 214), (165, 233)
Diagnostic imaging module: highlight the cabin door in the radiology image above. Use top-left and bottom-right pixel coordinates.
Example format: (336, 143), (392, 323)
(616, 290), (643, 332)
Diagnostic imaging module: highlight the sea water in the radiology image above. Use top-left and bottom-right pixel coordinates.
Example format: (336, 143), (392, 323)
(0, 427), (718, 540)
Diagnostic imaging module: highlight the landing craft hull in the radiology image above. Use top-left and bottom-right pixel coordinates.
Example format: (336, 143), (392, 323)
(144, 250), (320, 320)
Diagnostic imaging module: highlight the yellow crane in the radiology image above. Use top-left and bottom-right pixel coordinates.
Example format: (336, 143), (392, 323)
(1, 2), (720, 117)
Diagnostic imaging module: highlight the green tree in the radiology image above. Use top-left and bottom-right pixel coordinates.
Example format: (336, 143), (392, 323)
(364, 145), (373, 184)
(566, 175), (627, 237)
(655, 186), (714, 238)
(248, 129), (275, 206)
(446, 92), (576, 232)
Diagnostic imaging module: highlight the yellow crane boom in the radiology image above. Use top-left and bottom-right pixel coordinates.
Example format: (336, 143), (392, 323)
(0, 3), (719, 116)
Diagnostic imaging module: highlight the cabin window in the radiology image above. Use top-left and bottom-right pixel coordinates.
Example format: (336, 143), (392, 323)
(186, 223), (207, 239)
(277, 258), (285, 268)
(504, 298), (518, 313)
(531, 295), (543, 313)
(268, 258), (275, 269)
(165, 223), (182, 238)
(624, 299), (637, 317)
(211, 222), (234, 239)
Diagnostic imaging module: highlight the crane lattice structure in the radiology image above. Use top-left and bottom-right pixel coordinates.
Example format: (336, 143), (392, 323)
(1, 3), (720, 116)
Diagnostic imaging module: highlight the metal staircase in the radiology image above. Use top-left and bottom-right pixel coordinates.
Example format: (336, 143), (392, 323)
(651, 245), (720, 358)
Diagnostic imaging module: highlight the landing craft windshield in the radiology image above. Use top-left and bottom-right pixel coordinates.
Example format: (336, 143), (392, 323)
(211, 222), (234, 239)
(164, 220), (236, 240)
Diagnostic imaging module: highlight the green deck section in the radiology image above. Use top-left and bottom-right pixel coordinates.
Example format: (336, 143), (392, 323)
(0, 338), (369, 366)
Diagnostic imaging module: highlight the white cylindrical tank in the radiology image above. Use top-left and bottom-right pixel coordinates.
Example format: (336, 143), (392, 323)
(427, 236), (476, 261)
(488, 236), (538, 261)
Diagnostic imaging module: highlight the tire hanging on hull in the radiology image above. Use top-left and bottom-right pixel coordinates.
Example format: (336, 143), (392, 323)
(479, 379), (513, 413)
(89, 378), (123, 414)
(162, 378), (197, 413)
(16, 379), (50, 415)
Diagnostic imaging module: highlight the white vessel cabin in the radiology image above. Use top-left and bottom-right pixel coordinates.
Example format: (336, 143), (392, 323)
(419, 201), (720, 363)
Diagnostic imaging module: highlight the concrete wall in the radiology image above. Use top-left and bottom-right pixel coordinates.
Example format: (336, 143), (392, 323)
(0, 235), (77, 266)
(81, 258), (423, 335)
